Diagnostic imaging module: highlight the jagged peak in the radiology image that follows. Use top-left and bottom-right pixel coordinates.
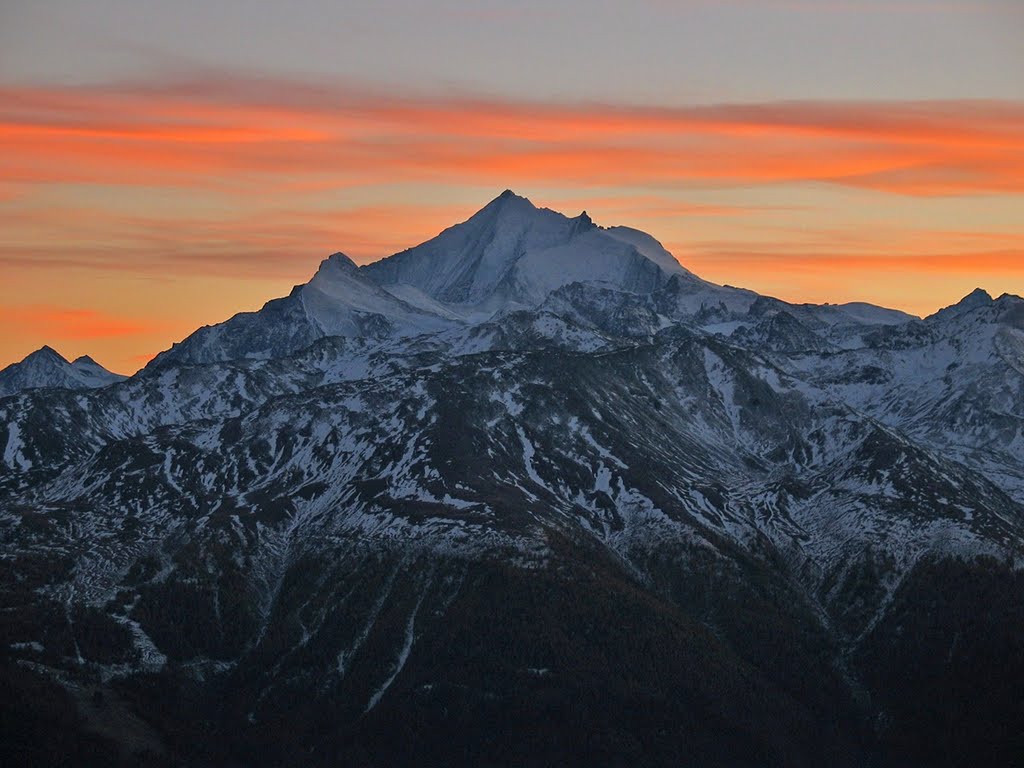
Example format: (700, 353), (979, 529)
(497, 188), (530, 204)
(961, 287), (993, 306)
(928, 287), (995, 321)
(25, 345), (68, 364)
(572, 210), (596, 235)
(474, 189), (538, 219)
(315, 252), (359, 274)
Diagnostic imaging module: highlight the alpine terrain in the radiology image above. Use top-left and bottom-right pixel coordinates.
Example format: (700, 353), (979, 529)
(2, 191), (1022, 767)
(0, 347), (125, 399)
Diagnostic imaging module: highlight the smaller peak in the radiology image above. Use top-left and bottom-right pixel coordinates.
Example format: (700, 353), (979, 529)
(308, 251), (368, 292)
(928, 287), (995, 322)
(961, 287), (993, 305)
(317, 252), (359, 273)
(28, 345), (67, 363)
(570, 210), (596, 236)
(72, 354), (99, 367)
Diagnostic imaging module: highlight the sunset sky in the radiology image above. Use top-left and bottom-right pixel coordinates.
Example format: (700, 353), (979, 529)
(2, 0), (1023, 373)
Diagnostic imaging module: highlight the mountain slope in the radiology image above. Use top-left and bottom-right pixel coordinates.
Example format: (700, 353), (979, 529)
(781, 290), (1024, 502)
(149, 253), (455, 367)
(151, 192), (730, 367)
(362, 191), (696, 314)
(3, 322), (1022, 765)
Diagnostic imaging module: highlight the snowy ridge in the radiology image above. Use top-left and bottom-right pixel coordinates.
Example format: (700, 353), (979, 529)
(0, 346), (124, 397)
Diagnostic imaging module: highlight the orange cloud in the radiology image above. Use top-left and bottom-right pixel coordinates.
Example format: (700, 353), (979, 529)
(674, 239), (1024, 318)
(543, 195), (804, 219)
(2, 78), (1022, 196)
(1, 75), (1022, 373)
(684, 247), (1024, 274)
(0, 202), (476, 277)
(0, 307), (164, 340)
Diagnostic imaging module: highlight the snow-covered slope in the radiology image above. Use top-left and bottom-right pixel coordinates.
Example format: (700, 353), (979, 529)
(149, 252), (456, 367)
(136, 193), (771, 367)
(363, 191), (700, 316)
(783, 289), (1024, 503)
(146, 191), (921, 368)
(361, 190), (591, 307)
(301, 252), (453, 337)
(0, 346), (124, 397)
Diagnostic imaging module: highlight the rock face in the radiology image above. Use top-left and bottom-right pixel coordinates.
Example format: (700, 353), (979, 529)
(1, 192), (1022, 767)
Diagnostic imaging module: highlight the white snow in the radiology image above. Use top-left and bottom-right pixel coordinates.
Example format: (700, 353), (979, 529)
(364, 580), (429, 713)
(516, 425), (552, 495)
(3, 421), (31, 471)
(0, 346), (124, 397)
(603, 226), (689, 276)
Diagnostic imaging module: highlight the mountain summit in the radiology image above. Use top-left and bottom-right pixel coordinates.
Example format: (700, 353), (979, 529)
(927, 286), (995, 321)
(360, 189), (684, 311)
(151, 191), (705, 365)
(0, 345), (124, 397)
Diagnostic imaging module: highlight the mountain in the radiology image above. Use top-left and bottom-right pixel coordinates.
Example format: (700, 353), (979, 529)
(150, 192), (764, 369)
(148, 191), (909, 371)
(149, 252), (455, 368)
(1, 193), (1022, 767)
(785, 288), (1024, 502)
(361, 190), (696, 314)
(0, 346), (124, 397)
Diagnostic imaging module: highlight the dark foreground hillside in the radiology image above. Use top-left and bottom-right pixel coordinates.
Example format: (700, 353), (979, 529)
(2, 552), (1022, 767)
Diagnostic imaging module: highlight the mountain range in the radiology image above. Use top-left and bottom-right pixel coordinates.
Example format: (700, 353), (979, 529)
(0, 346), (124, 399)
(1, 191), (1022, 767)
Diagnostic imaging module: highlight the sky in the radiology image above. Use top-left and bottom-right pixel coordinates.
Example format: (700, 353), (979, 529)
(1, 0), (1023, 373)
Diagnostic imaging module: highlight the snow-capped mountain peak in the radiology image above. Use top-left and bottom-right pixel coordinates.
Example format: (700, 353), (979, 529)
(301, 249), (453, 337)
(316, 251), (360, 273)
(361, 190), (588, 306)
(0, 345), (124, 397)
(963, 286), (994, 305)
(485, 187), (537, 213)
(144, 192), (937, 367)
(928, 287), (995, 322)
(362, 190), (706, 317)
